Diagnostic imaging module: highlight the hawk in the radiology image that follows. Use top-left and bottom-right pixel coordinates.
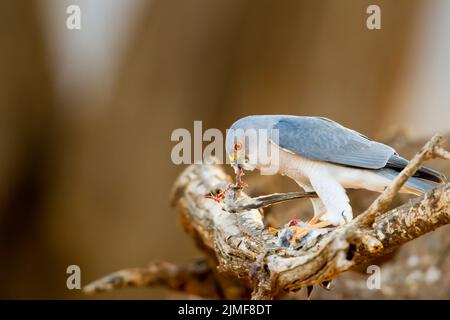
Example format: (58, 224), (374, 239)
(225, 115), (444, 232)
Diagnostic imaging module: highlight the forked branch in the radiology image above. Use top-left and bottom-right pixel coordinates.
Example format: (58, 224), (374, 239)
(84, 135), (449, 299)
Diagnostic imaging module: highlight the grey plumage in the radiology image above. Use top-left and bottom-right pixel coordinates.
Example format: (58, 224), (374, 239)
(227, 115), (443, 184)
(385, 154), (444, 183)
(377, 168), (434, 194)
(273, 116), (444, 183)
(273, 116), (395, 169)
(226, 115), (444, 226)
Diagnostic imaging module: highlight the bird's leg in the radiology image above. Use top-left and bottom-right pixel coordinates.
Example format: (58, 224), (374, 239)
(304, 211), (332, 233)
(287, 211), (332, 244)
(291, 220), (331, 243)
(309, 172), (353, 226)
(307, 210), (326, 225)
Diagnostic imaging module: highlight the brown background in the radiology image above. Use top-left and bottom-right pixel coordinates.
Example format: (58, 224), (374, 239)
(0, 0), (448, 299)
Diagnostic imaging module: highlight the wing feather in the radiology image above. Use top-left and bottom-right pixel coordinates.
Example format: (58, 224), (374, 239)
(271, 117), (395, 169)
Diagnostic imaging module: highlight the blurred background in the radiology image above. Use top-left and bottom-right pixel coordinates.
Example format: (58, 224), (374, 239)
(0, 0), (449, 299)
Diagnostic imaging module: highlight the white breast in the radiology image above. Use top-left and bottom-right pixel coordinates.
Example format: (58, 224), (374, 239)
(258, 142), (391, 193)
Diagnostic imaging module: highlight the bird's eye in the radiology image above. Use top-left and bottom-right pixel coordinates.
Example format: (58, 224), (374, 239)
(234, 143), (242, 151)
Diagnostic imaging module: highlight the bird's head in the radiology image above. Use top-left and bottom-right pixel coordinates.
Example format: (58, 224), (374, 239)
(225, 115), (280, 174)
(225, 127), (255, 174)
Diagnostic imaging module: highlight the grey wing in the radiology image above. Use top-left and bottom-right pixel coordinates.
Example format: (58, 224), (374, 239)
(270, 116), (396, 169)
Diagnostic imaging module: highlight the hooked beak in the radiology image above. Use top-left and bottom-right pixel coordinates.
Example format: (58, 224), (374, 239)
(229, 154), (240, 174)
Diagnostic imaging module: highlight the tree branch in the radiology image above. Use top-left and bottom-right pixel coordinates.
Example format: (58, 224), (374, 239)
(222, 189), (317, 213)
(84, 135), (449, 299)
(83, 260), (221, 298)
(434, 146), (450, 160)
(169, 135), (449, 299)
(359, 134), (444, 226)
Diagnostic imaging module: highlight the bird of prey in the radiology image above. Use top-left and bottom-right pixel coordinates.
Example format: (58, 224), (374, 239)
(225, 115), (444, 233)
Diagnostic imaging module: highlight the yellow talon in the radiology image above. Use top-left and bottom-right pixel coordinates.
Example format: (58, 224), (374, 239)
(290, 220), (331, 244)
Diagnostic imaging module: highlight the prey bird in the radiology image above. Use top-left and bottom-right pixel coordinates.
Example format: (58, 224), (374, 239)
(225, 115), (444, 235)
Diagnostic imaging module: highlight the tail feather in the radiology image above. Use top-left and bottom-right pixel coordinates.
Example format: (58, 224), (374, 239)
(386, 154), (445, 183)
(404, 177), (435, 195)
(378, 168), (435, 195)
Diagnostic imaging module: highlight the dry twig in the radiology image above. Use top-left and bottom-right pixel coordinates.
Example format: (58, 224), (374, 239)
(83, 260), (221, 298)
(359, 134), (445, 226)
(222, 189), (317, 213)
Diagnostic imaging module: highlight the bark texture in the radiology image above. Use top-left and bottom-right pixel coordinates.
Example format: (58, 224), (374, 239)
(85, 136), (449, 299)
